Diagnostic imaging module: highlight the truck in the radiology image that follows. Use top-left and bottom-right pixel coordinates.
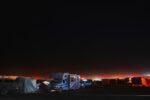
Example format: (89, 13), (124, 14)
(50, 73), (81, 92)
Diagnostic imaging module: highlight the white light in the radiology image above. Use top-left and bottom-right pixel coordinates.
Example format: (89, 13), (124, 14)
(82, 79), (87, 81)
(144, 73), (150, 76)
(43, 81), (50, 85)
(50, 89), (56, 92)
(93, 78), (102, 81)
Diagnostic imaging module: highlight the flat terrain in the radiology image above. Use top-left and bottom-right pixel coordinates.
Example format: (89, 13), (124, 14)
(1, 94), (150, 100)
(1, 87), (150, 100)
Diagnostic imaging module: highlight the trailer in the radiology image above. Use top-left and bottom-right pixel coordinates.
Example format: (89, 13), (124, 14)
(50, 73), (80, 92)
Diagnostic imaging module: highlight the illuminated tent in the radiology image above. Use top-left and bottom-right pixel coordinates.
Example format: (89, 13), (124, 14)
(16, 77), (39, 93)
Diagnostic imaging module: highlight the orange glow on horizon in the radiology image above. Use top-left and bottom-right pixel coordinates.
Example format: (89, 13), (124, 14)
(0, 75), (18, 80)
(82, 73), (142, 80)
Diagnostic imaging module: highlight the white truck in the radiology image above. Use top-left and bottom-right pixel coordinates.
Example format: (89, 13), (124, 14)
(50, 73), (81, 92)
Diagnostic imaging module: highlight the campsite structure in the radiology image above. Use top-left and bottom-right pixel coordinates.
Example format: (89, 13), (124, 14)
(0, 76), (39, 95)
(50, 73), (81, 92)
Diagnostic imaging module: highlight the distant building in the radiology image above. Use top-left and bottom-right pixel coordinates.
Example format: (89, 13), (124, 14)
(101, 78), (132, 87)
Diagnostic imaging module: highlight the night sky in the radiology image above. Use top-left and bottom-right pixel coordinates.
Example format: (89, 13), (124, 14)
(0, 1), (150, 79)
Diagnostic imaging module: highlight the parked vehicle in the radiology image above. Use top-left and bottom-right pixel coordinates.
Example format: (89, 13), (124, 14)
(50, 73), (80, 92)
(80, 79), (92, 88)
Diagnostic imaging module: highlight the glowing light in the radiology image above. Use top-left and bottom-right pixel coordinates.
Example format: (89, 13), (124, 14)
(93, 78), (102, 81)
(43, 81), (50, 85)
(144, 73), (150, 76)
(81, 77), (87, 81)
(129, 77), (132, 83)
(82, 79), (87, 81)
(141, 77), (149, 87)
(0, 75), (18, 80)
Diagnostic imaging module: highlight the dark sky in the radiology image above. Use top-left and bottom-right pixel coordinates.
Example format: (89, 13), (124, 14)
(1, 1), (150, 79)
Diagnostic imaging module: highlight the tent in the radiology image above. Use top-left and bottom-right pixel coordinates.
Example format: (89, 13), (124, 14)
(16, 77), (39, 93)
